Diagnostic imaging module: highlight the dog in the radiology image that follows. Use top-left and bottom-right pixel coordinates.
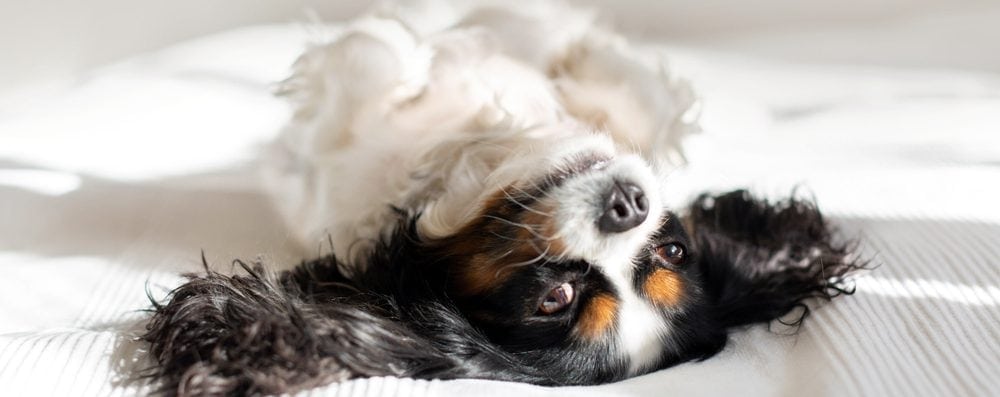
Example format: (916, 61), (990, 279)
(143, 2), (861, 396)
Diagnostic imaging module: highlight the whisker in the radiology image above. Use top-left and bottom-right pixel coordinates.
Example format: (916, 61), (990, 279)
(482, 214), (560, 242)
(493, 247), (517, 261)
(500, 187), (552, 218)
(523, 179), (561, 200)
(546, 241), (570, 261)
(498, 245), (551, 273)
(507, 184), (548, 203)
(489, 231), (530, 243)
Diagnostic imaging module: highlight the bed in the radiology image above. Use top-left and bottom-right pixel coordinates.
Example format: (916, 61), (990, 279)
(1, 4), (999, 396)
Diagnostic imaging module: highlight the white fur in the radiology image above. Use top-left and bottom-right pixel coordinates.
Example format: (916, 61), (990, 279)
(266, 1), (699, 369)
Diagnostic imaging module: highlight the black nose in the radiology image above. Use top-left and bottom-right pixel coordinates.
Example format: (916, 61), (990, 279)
(597, 181), (648, 233)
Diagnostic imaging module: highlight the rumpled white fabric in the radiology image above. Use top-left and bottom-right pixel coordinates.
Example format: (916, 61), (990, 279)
(1, 21), (999, 397)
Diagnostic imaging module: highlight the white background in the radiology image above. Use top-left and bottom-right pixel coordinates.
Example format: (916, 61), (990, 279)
(3, 0), (1000, 93)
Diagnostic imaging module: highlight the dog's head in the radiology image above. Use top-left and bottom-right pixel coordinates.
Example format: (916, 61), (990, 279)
(408, 136), (860, 383)
(416, 135), (687, 380)
(144, 137), (861, 395)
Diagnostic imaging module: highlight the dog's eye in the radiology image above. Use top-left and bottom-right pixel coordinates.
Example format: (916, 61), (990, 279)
(655, 243), (686, 265)
(538, 282), (574, 315)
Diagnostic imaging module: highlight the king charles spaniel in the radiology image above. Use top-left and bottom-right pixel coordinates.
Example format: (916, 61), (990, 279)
(143, 2), (861, 396)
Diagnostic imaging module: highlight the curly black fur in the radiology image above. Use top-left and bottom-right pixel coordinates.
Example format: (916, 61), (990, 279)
(142, 190), (864, 396)
(687, 190), (862, 328)
(142, 227), (550, 396)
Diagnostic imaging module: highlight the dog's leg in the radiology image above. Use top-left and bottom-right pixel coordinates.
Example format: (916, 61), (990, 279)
(267, 16), (434, 256)
(446, 4), (699, 164)
(278, 17), (428, 155)
(552, 33), (700, 166)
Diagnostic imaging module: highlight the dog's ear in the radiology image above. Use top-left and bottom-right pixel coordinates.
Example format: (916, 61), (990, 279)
(685, 190), (861, 329)
(142, 259), (453, 396)
(142, 221), (552, 396)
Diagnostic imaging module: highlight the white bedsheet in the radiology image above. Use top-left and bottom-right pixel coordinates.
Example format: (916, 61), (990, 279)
(1, 21), (999, 396)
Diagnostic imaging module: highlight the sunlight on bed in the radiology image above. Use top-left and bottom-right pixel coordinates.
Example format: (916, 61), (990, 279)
(0, 168), (81, 196)
(857, 276), (1000, 306)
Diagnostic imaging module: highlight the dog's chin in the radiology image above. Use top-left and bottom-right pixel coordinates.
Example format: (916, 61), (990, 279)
(540, 152), (612, 188)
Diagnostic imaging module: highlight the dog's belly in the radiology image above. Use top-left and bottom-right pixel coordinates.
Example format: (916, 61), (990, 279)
(276, 33), (575, 264)
(267, 4), (697, 266)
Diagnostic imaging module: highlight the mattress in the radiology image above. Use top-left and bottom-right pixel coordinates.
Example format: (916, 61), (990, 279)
(1, 18), (999, 397)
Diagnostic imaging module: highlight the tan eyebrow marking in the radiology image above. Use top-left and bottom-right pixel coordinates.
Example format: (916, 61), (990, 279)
(644, 268), (685, 306)
(576, 292), (618, 340)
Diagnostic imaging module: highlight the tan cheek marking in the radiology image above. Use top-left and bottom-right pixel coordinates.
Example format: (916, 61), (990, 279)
(645, 268), (685, 306)
(518, 202), (567, 257)
(445, 190), (512, 296)
(445, 187), (567, 297)
(576, 293), (618, 340)
(457, 254), (509, 296)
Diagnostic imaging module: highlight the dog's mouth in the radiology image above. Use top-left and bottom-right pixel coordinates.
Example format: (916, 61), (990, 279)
(539, 153), (612, 190)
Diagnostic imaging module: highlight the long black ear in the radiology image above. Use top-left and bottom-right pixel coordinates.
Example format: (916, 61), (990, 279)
(686, 190), (863, 329)
(141, 258), (452, 396)
(142, 220), (551, 396)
